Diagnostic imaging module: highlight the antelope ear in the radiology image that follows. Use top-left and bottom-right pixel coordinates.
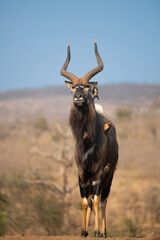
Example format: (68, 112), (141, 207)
(89, 82), (98, 91)
(93, 87), (99, 99)
(89, 82), (99, 99)
(65, 81), (73, 89)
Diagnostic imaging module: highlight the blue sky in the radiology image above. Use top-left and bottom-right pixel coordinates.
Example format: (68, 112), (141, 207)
(0, 0), (160, 92)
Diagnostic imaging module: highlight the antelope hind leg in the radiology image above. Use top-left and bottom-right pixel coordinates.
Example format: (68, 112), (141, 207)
(101, 199), (107, 238)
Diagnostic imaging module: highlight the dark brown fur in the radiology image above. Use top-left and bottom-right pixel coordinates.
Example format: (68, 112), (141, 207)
(69, 100), (118, 201)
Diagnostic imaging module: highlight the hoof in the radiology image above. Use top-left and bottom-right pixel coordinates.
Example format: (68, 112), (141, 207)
(81, 230), (88, 237)
(101, 232), (107, 238)
(94, 230), (100, 237)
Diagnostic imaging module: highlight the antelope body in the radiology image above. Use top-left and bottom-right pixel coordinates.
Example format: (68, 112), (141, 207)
(60, 41), (119, 237)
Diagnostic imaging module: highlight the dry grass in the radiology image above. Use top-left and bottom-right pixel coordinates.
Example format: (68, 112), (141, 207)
(0, 106), (160, 238)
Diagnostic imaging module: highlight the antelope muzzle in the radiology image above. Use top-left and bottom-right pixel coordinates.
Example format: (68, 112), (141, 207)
(74, 86), (86, 106)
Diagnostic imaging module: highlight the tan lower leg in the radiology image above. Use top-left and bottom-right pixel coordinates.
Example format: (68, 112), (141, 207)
(101, 199), (107, 236)
(86, 206), (92, 232)
(93, 195), (100, 232)
(81, 197), (88, 232)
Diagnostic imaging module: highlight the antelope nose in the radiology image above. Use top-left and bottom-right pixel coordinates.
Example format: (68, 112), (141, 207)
(75, 92), (83, 100)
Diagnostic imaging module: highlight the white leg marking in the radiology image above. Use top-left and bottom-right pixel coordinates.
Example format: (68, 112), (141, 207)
(83, 197), (88, 205)
(94, 195), (98, 201)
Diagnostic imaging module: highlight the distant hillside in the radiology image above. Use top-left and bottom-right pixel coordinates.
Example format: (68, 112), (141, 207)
(99, 83), (160, 103)
(0, 83), (160, 103)
(0, 83), (159, 124)
(0, 86), (69, 101)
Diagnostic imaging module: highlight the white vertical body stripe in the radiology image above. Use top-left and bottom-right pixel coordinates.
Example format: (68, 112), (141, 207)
(82, 144), (95, 162)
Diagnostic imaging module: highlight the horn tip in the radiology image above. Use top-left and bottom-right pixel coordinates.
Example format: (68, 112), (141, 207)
(94, 39), (97, 44)
(68, 42), (70, 47)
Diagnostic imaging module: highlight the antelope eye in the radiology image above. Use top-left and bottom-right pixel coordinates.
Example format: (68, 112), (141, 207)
(72, 86), (75, 90)
(85, 85), (90, 89)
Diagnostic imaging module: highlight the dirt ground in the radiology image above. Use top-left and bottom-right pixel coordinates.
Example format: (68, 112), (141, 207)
(0, 236), (148, 240)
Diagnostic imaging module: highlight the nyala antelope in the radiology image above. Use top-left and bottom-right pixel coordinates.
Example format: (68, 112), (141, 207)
(60, 41), (119, 238)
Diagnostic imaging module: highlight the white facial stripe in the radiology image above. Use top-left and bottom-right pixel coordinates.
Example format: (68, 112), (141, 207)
(75, 85), (84, 89)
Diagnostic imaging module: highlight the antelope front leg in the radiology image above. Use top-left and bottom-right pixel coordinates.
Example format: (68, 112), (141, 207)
(86, 205), (92, 233)
(93, 195), (100, 237)
(81, 197), (88, 237)
(101, 199), (107, 238)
